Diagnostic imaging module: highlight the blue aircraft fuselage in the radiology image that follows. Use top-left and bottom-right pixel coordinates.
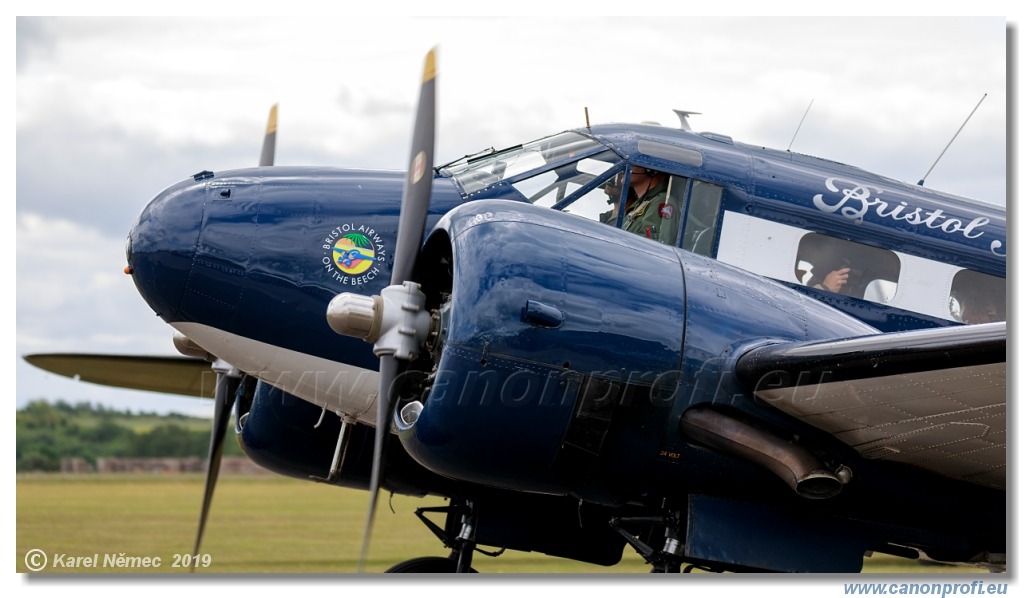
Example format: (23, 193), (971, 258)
(129, 167), (464, 373)
(584, 124), (1005, 274)
(124, 123), (1006, 572)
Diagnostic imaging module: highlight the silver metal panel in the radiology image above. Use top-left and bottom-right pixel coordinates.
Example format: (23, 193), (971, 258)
(756, 362), (1006, 489)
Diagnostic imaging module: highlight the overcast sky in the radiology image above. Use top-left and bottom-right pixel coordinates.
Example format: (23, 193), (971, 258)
(15, 16), (1010, 418)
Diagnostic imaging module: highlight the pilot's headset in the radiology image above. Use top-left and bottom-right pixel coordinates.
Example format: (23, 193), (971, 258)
(627, 167), (660, 199)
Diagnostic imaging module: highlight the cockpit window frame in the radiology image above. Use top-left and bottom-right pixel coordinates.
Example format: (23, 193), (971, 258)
(547, 154), (626, 211)
(440, 132), (615, 197)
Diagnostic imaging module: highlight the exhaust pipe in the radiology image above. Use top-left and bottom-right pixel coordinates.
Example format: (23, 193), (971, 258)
(680, 406), (846, 499)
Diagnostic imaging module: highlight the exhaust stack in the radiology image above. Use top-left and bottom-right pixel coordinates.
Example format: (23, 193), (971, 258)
(680, 406), (847, 499)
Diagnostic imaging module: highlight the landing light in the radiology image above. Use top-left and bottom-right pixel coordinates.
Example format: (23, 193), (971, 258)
(398, 401), (423, 428)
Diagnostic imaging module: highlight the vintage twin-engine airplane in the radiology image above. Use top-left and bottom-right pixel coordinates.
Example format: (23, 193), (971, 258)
(26, 51), (1006, 573)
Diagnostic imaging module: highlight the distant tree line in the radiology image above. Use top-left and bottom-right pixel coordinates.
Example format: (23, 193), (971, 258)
(16, 400), (243, 472)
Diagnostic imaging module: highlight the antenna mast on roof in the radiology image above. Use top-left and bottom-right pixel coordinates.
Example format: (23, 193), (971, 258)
(918, 93), (987, 186)
(787, 99), (814, 152)
(673, 109), (701, 131)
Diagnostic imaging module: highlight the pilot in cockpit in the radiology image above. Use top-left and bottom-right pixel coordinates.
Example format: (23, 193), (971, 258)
(622, 167), (674, 244)
(599, 172), (630, 225)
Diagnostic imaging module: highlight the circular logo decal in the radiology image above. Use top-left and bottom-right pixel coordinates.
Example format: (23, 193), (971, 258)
(332, 233), (377, 275)
(321, 223), (388, 287)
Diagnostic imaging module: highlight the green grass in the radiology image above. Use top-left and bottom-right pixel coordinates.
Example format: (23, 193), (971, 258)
(16, 474), (982, 574)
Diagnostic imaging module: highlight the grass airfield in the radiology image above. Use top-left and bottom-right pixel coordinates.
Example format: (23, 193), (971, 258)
(17, 474), (981, 574)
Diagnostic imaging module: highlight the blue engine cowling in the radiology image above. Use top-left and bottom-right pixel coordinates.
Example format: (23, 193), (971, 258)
(238, 380), (451, 497)
(396, 200), (875, 501)
(237, 381), (364, 484)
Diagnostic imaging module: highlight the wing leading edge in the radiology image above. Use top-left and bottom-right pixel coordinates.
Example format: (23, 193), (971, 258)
(24, 354), (215, 399)
(734, 322), (1006, 490)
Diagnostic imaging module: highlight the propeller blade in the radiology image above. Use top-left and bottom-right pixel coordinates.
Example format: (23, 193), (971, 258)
(258, 104), (278, 167)
(357, 355), (400, 570)
(390, 49), (436, 286)
(190, 364), (239, 572)
(356, 48), (437, 573)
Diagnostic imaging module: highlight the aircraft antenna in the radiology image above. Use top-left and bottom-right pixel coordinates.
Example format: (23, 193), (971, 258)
(918, 93), (987, 186)
(673, 109), (701, 131)
(787, 99), (814, 152)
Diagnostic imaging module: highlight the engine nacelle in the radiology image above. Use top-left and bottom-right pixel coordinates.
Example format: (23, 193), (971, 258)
(238, 381), (444, 496)
(397, 201), (874, 501)
(237, 381), (370, 487)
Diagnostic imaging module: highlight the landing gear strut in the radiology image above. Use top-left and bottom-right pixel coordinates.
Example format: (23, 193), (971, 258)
(386, 499), (500, 573)
(610, 512), (685, 573)
(610, 503), (725, 574)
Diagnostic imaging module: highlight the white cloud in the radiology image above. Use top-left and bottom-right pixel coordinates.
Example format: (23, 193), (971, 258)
(16, 212), (172, 352)
(14, 16), (1010, 413)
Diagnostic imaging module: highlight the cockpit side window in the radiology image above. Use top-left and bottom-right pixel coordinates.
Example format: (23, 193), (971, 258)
(560, 166), (688, 247)
(617, 169), (685, 245)
(795, 233), (901, 302)
(681, 180), (723, 256)
(554, 165), (627, 223)
(949, 269), (1005, 324)
(510, 150), (620, 207)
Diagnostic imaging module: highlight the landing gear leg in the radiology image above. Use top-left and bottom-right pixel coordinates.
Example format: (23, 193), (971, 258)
(387, 499), (502, 573)
(451, 499), (477, 573)
(609, 508), (685, 573)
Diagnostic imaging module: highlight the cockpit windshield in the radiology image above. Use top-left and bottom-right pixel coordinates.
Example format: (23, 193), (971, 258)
(441, 132), (604, 196)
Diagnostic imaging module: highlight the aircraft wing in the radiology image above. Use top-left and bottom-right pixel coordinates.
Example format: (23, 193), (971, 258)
(24, 353), (215, 398)
(734, 321), (1006, 490)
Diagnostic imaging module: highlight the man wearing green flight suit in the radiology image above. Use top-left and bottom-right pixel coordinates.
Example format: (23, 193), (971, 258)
(622, 167), (676, 245)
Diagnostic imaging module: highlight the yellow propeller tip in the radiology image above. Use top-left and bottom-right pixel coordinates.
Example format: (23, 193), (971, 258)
(265, 104), (278, 135)
(422, 49), (437, 84)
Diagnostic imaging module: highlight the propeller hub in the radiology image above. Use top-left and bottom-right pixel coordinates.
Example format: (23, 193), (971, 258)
(327, 281), (432, 361)
(326, 293), (383, 341)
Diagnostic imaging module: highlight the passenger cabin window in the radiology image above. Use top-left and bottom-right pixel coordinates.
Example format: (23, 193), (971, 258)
(794, 233), (901, 302)
(949, 269), (1005, 324)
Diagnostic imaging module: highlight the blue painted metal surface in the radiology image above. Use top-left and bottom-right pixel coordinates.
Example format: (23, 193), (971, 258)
(123, 121), (1006, 571)
(399, 201), (877, 499)
(581, 124), (1006, 276)
(130, 167), (465, 369)
(393, 201), (1002, 563)
(399, 200), (683, 493)
(684, 494), (868, 572)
